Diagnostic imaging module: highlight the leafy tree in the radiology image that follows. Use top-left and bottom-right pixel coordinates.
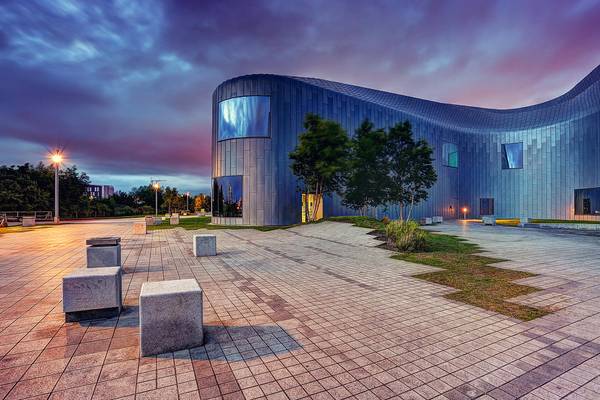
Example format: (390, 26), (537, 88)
(202, 195), (211, 212)
(194, 194), (205, 212)
(289, 114), (351, 222)
(162, 186), (183, 215)
(343, 119), (388, 215)
(385, 121), (437, 220)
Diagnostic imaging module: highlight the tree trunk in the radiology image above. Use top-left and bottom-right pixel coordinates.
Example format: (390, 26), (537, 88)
(304, 192), (309, 223)
(407, 194), (414, 221)
(311, 181), (321, 222)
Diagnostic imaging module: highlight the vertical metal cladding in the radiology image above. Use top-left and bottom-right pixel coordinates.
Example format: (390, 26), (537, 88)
(212, 66), (600, 225)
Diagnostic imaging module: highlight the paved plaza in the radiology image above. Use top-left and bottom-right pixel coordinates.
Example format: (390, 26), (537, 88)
(0, 220), (599, 400)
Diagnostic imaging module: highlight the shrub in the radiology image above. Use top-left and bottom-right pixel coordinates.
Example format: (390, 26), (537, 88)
(114, 206), (135, 216)
(382, 216), (391, 225)
(385, 220), (427, 252)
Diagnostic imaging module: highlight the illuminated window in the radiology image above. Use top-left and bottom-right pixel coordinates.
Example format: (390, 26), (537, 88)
(212, 176), (243, 217)
(575, 187), (600, 215)
(218, 96), (270, 141)
(442, 143), (458, 168)
(501, 142), (523, 169)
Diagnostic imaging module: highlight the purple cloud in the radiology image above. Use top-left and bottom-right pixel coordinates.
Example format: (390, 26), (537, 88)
(1, 0), (599, 192)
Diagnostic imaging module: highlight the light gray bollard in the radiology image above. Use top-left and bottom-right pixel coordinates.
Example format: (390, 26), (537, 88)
(86, 237), (121, 267)
(139, 279), (204, 356)
(193, 234), (216, 256)
(63, 267), (122, 322)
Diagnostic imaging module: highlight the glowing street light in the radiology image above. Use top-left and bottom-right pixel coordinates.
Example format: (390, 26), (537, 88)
(185, 192), (190, 213)
(49, 150), (64, 224)
(462, 207), (468, 220)
(151, 180), (161, 216)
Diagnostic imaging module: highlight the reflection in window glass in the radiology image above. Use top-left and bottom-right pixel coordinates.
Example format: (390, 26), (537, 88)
(218, 96), (270, 141)
(213, 176), (243, 217)
(501, 142), (523, 169)
(480, 198), (494, 216)
(575, 187), (600, 215)
(442, 143), (458, 168)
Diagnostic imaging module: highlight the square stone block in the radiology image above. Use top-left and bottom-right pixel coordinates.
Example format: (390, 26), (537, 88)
(170, 215), (179, 225)
(193, 234), (216, 256)
(432, 216), (443, 224)
(87, 244), (121, 268)
(22, 216), (35, 227)
(86, 237), (121, 246)
(519, 217), (530, 227)
(145, 216), (155, 225)
(63, 267), (122, 321)
(139, 279), (204, 356)
(483, 216), (496, 225)
(133, 222), (146, 235)
(420, 217), (432, 225)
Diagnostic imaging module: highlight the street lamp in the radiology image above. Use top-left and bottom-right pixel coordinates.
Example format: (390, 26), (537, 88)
(185, 192), (190, 213)
(152, 181), (160, 216)
(49, 150), (63, 224)
(462, 207), (468, 220)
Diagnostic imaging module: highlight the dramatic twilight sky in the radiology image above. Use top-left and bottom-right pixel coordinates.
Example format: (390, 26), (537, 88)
(1, 0), (599, 194)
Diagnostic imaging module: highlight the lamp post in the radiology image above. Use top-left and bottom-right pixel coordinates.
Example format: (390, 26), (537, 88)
(462, 207), (468, 220)
(50, 151), (63, 224)
(185, 192), (190, 213)
(152, 181), (160, 216)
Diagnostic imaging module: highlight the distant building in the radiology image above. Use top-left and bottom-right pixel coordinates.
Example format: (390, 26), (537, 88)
(85, 185), (115, 200)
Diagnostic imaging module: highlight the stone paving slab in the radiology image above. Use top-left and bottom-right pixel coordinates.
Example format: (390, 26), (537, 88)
(0, 220), (599, 399)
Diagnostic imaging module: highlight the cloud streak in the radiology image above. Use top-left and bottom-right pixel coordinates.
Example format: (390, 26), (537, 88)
(1, 0), (599, 192)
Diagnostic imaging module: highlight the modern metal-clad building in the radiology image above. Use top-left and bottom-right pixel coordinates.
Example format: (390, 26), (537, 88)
(211, 66), (600, 226)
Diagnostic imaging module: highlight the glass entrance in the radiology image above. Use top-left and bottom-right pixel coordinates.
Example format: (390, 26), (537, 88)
(301, 194), (323, 223)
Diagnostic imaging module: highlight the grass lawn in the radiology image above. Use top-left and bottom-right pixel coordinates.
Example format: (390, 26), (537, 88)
(394, 233), (549, 321)
(147, 216), (289, 231)
(329, 215), (549, 320)
(326, 216), (385, 230)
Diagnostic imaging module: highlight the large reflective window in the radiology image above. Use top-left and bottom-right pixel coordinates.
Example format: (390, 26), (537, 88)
(218, 96), (270, 141)
(575, 187), (600, 215)
(213, 176), (243, 217)
(501, 142), (523, 169)
(442, 142), (458, 168)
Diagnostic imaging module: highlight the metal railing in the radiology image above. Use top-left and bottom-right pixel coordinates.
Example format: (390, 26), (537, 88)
(0, 211), (53, 222)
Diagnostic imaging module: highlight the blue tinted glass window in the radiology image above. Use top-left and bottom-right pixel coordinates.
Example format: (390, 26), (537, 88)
(501, 142), (523, 169)
(218, 96), (270, 141)
(575, 187), (600, 215)
(442, 143), (458, 168)
(212, 176), (243, 217)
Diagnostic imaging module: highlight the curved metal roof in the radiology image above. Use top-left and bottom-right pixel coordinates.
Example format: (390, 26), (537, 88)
(220, 65), (600, 133)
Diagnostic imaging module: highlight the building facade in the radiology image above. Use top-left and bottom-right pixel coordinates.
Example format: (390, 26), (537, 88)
(85, 185), (115, 200)
(211, 66), (600, 226)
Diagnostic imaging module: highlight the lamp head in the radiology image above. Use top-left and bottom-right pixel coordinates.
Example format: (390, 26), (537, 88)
(50, 151), (63, 165)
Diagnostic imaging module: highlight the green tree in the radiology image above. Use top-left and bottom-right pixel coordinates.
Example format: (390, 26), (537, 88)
(385, 121), (437, 221)
(202, 195), (211, 212)
(342, 119), (388, 215)
(289, 113), (350, 222)
(162, 186), (183, 215)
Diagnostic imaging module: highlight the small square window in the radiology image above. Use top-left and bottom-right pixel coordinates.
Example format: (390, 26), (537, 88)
(501, 142), (523, 169)
(442, 143), (458, 168)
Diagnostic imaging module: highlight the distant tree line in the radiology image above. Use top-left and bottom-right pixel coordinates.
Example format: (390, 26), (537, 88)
(0, 163), (211, 218)
(290, 114), (437, 222)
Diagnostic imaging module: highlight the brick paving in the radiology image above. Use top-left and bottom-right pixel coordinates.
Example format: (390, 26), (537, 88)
(0, 219), (599, 399)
